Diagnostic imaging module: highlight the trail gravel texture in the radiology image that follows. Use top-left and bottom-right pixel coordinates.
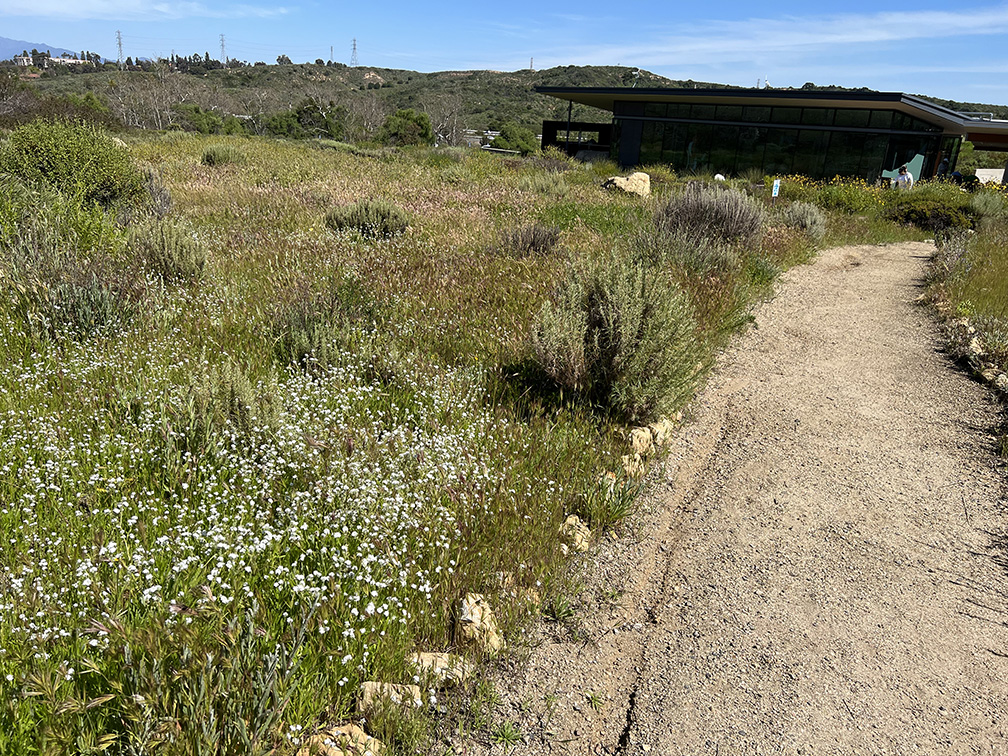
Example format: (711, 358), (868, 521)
(473, 242), (1008, 756)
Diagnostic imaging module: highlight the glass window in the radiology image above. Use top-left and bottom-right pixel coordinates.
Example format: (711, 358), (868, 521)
(734, 127), (768, 175)
(869, 110), (893, 129)
(640, 122), (663, 164)
(824, 131), (865, 177)
(764, 128), (798, 174)
(792, 130), (830, 178)
(801, 108), (834, 126)
(834, 109), (870, 128)
(615, 101), (643, 117)
(709, 125), (740, 174)
(743, 106), (771, 123)
(662, 123), (686, 166)
(684, 124), (714, 172)
(717, 105), (744, 122)
(691, 104), (716, 120)
(858, 134), (889, 180)
(644, 102), (667, 118)
(667, 103), (690, 118)
(772, 107), (802, 125)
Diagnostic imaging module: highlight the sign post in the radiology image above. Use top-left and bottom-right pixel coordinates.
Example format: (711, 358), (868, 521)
(772, 178), (781, 206)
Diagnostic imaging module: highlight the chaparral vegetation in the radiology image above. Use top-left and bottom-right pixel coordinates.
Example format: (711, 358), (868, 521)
(0, 115), (1005, 756)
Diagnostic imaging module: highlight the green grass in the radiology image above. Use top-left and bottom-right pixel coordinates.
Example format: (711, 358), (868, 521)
(2, 125), (986, 755)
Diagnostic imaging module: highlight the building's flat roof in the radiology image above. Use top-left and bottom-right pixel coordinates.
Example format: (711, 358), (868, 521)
(536, 86), (1008, 151)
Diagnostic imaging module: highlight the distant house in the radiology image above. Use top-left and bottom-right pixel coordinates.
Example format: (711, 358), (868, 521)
(538, 86), (1008, 182)
(13, 56), (32, 67)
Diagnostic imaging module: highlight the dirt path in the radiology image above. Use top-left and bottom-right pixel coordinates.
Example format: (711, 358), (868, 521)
(473, 242), (1008, 756)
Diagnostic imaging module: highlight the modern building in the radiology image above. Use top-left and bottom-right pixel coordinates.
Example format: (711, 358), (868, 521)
(538, 87), (1008, 182)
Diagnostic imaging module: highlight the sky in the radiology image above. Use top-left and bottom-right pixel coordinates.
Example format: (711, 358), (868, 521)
(4, 0), (1008, 104)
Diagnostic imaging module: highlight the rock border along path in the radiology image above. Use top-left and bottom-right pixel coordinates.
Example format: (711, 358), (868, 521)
(471, 242), (1008, 756)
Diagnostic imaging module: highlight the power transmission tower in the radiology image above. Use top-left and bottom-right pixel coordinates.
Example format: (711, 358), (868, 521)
(330, 45), (334, 63)
(220, 34), (226, 66)
(350, 38), (358, 67)
(116, 30), (123, 69)
(530, 57), (534, 71)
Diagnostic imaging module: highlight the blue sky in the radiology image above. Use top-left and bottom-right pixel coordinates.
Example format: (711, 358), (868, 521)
(4, 0), (1008, 104)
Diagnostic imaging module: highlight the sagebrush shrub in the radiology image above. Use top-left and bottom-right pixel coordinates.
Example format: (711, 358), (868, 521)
(532, 250), (703, 422)
(0, 118), (144, 209)
(201, 142), (243, 166)
(655, 182), (764, 246)
(517, 172), (569, 197)
(885, 196), (972, 232)
(325, 199), (410, 238)
(970, 190), (1008, 222)
(131, 220), (207, 283)
(779, 200), (827, 244)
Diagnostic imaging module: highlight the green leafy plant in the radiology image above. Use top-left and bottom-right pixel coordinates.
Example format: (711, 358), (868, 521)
(0, 118), (144, 209)
(493, 122), (539, 155)
(378, 108), (434, 146)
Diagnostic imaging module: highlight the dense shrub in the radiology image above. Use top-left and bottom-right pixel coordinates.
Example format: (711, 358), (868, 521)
(970, 189), (1008, 222)
(517, 172), (569, 197)
(0, 118), (144, 209)
(493, 122), (539, 155)
(885, 196), (973, 232)
(202, 142), (243, 166)
(532, 250), (703, 422)
(779, 200), (827, 244)
(325, 198), (410, 238)
(378, 108), (434, 147)
(655, 183), (764, 247)
(130, 220), (207, 283)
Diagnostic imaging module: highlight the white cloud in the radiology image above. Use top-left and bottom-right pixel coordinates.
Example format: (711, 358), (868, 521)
(548, 4), (1008, 69)
(3, 0), (289, 20)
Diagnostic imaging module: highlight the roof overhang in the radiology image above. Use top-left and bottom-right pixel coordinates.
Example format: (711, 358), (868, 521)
(536, 86), (1008, 151)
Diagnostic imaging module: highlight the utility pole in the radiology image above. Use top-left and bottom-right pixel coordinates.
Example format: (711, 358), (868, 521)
(530, 57), (533, 71)
(220, 34), (226, 67)
(350, 38), (358, 67)
(330, 45), (334, 63)
(116, 30), (123, 69)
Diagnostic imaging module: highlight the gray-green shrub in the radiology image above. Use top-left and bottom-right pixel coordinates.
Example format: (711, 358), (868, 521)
(325, 198), (410, 238)
(131, 220), (207, 283)
(656, 182), (765, 247)
(532, 250), (703, 422)
(779, 200), (827, 244)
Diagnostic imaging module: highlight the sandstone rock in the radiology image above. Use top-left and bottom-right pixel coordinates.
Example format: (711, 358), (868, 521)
(410, 651), (474, 687)
(358, 682), (422, 715)
(995, 373), (1008, 393)
(458, 593), (504, 654)
(622, 453), (645, 478)
(968, 336), (984, 358)
(602, 172), (651, 197)
(297, 723), (386, 756)
(560, 514), (591, 552)
(629, 426), (653, 456)
(648, 417), (675, 448)
(982, 368), (998, 383)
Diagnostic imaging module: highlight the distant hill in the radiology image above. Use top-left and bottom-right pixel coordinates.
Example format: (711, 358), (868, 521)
(0, 35), (84, 61)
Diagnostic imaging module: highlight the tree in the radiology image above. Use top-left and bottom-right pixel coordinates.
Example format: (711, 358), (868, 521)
(492, 122), (539, 155)
(378, 108), (434, 146)
(276, 54), (292, 65)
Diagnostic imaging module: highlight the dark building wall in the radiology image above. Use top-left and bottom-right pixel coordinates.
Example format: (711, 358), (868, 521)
(611, 100), (959, 180)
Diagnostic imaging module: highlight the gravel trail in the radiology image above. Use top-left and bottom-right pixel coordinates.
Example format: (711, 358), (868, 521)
(475, 242), (1008, 756)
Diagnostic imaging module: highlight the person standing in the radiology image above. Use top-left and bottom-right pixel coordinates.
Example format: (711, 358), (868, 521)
(895, 165), (914, 189)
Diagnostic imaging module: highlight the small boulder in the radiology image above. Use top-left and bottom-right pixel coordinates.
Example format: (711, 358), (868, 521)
(648, 417), (675, 448)
(410, 652), (474, 687)
(458, 593), (504, 654)
(629, 426), (653, 456)
(560, 514), (591, 552)
(622, 453), (646, 478)
(602, 172), (651, 197)
(297, 723), (386, 756)
(358, 682), (422, 716)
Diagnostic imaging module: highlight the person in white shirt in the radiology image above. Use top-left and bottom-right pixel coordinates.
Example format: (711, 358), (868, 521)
(894, 165), (914, 189)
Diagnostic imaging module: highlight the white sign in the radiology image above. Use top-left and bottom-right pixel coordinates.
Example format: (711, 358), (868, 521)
(772, 178), (781, 198)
